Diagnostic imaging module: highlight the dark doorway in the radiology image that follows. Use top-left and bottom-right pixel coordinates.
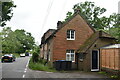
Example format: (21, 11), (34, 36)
(91, 50), (99, 71)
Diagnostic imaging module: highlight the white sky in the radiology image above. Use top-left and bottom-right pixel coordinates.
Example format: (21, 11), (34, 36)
(4, 0), (120, 45)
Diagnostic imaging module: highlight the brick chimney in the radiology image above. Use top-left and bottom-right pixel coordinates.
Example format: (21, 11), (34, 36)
(57, 21), (63, 29)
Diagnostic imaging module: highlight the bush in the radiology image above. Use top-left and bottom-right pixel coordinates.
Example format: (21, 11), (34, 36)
(32, 52), (39, 63)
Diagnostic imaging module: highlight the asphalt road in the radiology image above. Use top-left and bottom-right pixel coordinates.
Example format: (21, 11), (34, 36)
(2, 56), (30, 78)
(0, 60), (2, 79)
(1, 56), (108, 79)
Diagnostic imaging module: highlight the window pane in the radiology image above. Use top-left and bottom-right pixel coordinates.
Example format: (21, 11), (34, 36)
(66, 50), (75, 61)
(71, 50), (74, 53)
(71, 53), (74, 61)
(66, 50), (70, 53)
(71, 34), (74, 38)
(66, 54), (70, 61)
(67, 30), (70, 38)
(71, 30), (74, 39)
(71, 30), (74, 34)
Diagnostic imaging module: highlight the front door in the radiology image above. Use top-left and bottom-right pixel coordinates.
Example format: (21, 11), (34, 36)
(91, 50), (99, 71)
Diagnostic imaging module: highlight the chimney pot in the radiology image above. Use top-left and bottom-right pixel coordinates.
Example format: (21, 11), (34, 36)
(57, 21), (62, 29)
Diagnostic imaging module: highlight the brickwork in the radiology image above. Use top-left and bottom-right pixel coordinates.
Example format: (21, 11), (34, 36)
(52, 15), (94, 62)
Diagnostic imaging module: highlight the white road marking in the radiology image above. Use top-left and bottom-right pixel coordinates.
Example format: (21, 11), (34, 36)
(25, 68), (27, 71)
(22, 74), (25, 78)
(22, 58), (30, 78)
(24, 70), (26, 73)
(26, 59), (30, 68)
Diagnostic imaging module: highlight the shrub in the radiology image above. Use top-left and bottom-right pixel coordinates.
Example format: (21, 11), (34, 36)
(32, 52), (39, 63)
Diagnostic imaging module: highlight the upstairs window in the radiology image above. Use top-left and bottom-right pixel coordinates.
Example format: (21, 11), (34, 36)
(66, 50), (75, 62)
(67, 30), (75, 40)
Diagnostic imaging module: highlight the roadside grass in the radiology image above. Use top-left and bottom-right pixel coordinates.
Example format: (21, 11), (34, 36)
(28, 58), (57, 72)
(98, 71), (119, 79)
(98, 71), (107, 75)
(110, 75), (119, 78)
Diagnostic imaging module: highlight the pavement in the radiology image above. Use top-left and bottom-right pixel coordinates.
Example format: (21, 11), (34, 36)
(25, 69), (108, 78)
(1, 56), (110, 79)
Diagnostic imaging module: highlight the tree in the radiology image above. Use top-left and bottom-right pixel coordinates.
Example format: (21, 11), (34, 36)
(1, 27), (35, 53)
(64, 1), (109, 30)
(108, 14), (120, 43)
(14, 29), (35, 53)
(107, 27), (119, 42)
(0, 1), (16, 27)
(1, 27), (21, 53)
(2, 31), (22, 53)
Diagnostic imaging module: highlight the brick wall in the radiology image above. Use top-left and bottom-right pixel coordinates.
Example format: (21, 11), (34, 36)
(52, 14), (94, 62)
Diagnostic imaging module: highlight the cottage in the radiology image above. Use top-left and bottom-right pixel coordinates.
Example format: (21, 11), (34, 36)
(40, 12), (117, 71)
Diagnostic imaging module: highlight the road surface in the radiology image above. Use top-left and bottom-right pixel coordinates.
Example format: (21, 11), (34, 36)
(0, 60), (2, 79)
(2, 56), (109, 79)
(2, 56), (30, 78)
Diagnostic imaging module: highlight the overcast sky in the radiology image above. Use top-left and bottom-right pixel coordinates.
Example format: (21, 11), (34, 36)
(4, 0), (120, 45)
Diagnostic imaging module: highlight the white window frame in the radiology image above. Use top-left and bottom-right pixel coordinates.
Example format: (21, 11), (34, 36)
(66, 50), (75, 62)
(67, 30), (75, 40)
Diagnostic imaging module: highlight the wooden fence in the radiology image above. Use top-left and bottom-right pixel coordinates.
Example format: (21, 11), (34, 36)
(100, 48), (120, 71)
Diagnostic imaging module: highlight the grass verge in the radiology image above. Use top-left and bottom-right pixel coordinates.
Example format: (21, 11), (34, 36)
(98, 71), (119, 79)
(28, 58), (56, 72)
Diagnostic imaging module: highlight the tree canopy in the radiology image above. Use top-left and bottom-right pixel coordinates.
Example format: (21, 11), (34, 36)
(1, 27), (35, 53)
(0, 1), (16, 27)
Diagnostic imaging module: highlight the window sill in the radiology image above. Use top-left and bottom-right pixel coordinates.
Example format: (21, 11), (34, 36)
(66, 60), (75, 62)
(67, 39), (75, 40)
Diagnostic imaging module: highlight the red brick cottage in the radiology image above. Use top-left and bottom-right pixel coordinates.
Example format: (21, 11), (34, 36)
(40, 13), (117, 71)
